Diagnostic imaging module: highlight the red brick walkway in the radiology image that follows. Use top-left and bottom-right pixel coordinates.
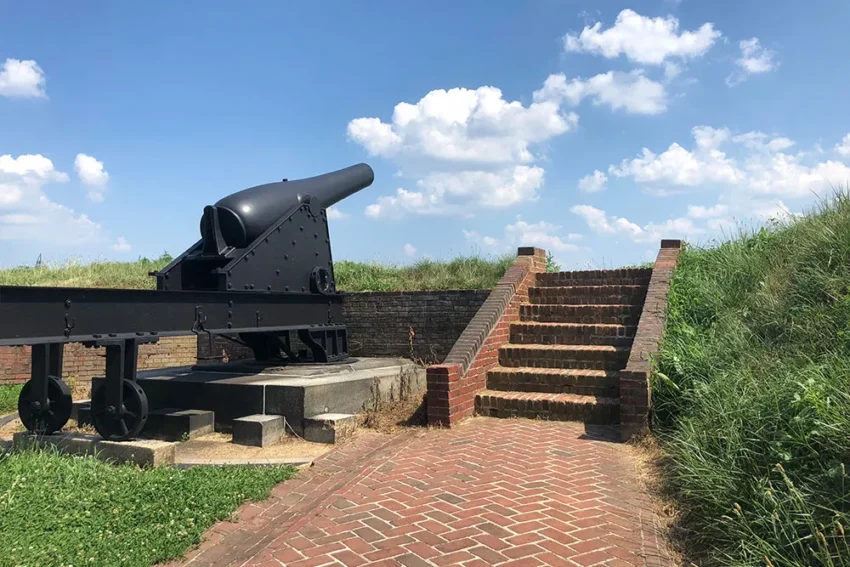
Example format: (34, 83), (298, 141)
(174, 419), (671, 567)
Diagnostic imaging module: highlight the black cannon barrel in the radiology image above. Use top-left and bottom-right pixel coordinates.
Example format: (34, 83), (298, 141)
(204, 163), (374, 248)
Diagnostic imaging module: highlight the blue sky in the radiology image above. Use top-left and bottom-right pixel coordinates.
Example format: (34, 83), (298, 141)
(2, 1), (850, 269)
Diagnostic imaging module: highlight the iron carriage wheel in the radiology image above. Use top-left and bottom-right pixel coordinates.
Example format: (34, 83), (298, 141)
(17, 375), (73, 435)
(91, 379), (149, 441)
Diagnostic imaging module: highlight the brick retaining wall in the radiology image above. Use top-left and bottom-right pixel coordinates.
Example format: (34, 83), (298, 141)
(344, 291), (490, 361)
(0, 336), (198, 393)
(197, 290), (491, 363)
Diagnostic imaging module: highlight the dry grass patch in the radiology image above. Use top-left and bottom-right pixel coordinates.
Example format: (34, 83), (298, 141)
(360, 394), (427, 433)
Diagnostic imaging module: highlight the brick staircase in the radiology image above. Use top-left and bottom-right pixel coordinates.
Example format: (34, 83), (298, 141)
(475, 268), (652, 425)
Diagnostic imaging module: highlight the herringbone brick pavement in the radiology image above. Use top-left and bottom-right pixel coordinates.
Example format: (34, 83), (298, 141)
(174, 418), (672, 566)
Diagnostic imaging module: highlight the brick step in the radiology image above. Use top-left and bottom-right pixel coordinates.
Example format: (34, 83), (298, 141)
(510, 322), (636, 346)
(498, 344), (630, 370)
(528, 285), (647, 305)
(520, 304), (642, 325)
(535, 268), (651, 288)
(476, 390), (619, 425)
(487, 366), (619, 397)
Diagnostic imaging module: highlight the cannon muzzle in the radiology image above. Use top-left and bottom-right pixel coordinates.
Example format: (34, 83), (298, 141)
(203, 163), (374, 248)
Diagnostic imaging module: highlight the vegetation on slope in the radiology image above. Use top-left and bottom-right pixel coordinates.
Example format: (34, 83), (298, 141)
(335, 255), (516, 291)
(0, 448), (295, 567)
(0, 253), (518, 292)
(0, 254), (174, 289)
(654, 196), (850, 566)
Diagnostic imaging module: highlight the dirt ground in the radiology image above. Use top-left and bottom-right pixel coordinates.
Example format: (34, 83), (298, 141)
(629, 433), (685, 565)
(174, 430), (332, 464)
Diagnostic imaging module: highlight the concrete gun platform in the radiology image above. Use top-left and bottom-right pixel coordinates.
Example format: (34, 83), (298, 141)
(96, 357), (424, 435)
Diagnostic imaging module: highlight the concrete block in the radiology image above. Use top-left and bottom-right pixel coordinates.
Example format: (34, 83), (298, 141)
(303, 413), (357, 444)
(71, 399), (92, 426)
(93, 372), (264, 432)
(232, 414), (285, 447)
(144, 409), (215, 441)
(13, 432), (176, 468)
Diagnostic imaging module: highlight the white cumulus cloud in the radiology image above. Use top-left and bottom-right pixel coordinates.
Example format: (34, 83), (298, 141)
(579, 130), (850, 248)
(696, 198), (800, 235)
(345, 118), (402, 157)
(745, 154), (849, 197)
(326, 206), (348, 220)
(111, 237), (131, 252)
(610, 126), (743, 188)
(462, 230), (499, 248)
(403, 243), (416, 256)
(687, 204), (729, 219)
(348, 85), (576, 167)
(570, 204), (703, 244)
(663, 62), (683, 81)
(465, 218), (581, 255)
(74, 154), (109, 202)
(533, 71), (667, 115)
(835, 134), (850, 158)
(570, 205), (642, 239)
(0, 154), (115, 248)
(578, 170), (608, 193)
(350, 81), (579, 218)
(737, 38), (778, 74)
(0, 58), (46, 98)
(505, 219), (581, 251)
(732, 131), (794, 152)
(726, 38), (778, 87)
(606, 126), (850, 198)
(0, 154), (68, 183)
(563, 9), (721, 65)
(365, 166), (545, 219)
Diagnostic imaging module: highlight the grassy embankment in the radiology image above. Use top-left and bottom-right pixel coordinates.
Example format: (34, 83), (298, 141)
(654, 196), (850, 566)
(0, 253), (518, 291)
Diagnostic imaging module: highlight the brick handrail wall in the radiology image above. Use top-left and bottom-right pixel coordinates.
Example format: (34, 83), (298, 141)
(620, 239), (683, 440)
(427, 247), (547, 426)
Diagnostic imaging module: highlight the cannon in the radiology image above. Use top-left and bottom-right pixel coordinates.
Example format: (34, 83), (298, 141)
(0, 163), (374, 441)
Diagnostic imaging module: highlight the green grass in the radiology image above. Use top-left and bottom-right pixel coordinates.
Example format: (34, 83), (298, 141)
(653, 195), (850, 566)
(0, 448), (296, 567)
(0, 384), (22, 414)
(0, 254), (174, 290)
(0, 253), (517, 292)
(335, 255), (515, 291)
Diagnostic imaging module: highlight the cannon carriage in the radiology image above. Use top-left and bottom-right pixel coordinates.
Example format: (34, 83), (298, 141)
(2, 163), (374, 441)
